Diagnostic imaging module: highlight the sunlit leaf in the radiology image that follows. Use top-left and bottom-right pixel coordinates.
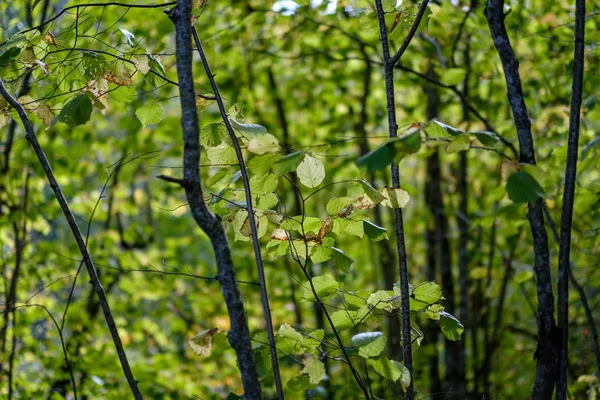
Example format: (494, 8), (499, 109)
(135, 103), (163, 127)
(188, 328), (219, 356)
(297, 155), (325, 188)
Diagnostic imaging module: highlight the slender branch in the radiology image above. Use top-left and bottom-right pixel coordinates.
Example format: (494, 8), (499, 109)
(0, 79), (143, 399)
(484, 2), (556, 398)
(191, 26), (283, 400)
(12, 1), (177, 39)
(389, 0), (431, 67)
(557, 1), (586, 397)
(166, 4), (261, 398)
(374, 1), (429, 398)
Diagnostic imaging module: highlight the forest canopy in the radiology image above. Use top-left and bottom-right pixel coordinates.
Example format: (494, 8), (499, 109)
(0, 0), (598, 399)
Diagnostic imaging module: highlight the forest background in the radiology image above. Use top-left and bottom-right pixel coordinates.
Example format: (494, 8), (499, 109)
(0, 0), (599, 399)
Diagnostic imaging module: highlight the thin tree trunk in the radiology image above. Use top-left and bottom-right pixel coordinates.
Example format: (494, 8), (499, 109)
(557, 0), (586, 397)
(164, 3), (261, 398)
(485, 2), (557, 398)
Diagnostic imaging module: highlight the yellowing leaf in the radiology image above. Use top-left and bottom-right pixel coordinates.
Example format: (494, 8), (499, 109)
(188, 328), (219, 356)
(296, 155), (325, 188)
(248, 133), (280, 155)
(35, 103), (54, 126)
(381, 187), (410, 208)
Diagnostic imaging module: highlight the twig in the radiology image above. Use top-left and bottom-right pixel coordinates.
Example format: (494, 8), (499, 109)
(0, 79), (142, 399)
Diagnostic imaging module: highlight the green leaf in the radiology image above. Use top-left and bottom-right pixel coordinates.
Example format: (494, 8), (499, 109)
(411, 282), (442, 311)
(229, 118), (267, 136)
(207, 143), (237, 165)
(135, 103), (163, 127)
(333, 218), (364, 238)
(429, 120), (464, 137)
(247, 153), (279, 175)
(359, 180), (385, 203)
(368, 357), (401, 382)
(310, 243), (333, 264)
(200, 123), (226, 148)
(248, 133), (280, 154)
(301, 354), (325, 385)
(278, 323), (303, 342)
(469, 267), (488, 280)
(110, 85), (137, 104)
(302, 275), (339, 302)
(440, 311), (464, 341)
(54, 94), (92, 128)
(514, 270), (534, 284)
(363, 220), (389, 241)
(382, 0), (397, 12)
(331, 310), (356, 330)
(332, 247), (354, 272)
(301, 329), (324, 351)
(352, 332), (387, 358)
(355, 140), (395, 173)
(440, 68), (467, 86)
(473, 131), (499, 147)
(367, 290), (396, 311)
(397, 362), (412, 392)
(381, 187), (410, 208)
(273, 151), (304, 175)
(506, 171), (544, 204)
(297, 155), (325, 188)
(286, 375), (315, 392)
(326, 197), (353, 215)
(249, 173), (278, 195)
(77, 14), (97, 35)
(423, 304), (444, 320)
(445, 133), (471, 153)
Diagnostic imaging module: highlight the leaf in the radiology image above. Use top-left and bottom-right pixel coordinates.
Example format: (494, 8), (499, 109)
(54, 94), (92, 128)
(248, 133), (280, 154)
(411, 282), (442, 311)
(332, 247), (354, 272)
(200, 123), (226, 147)
(514, 270), (534, 284)
(301, 354), (325, 385)
(310, 243), (333, 264)
(423, 304), (444, 320)
(302, 275), (339, 302)
(445, 133), (471, 153)
(381, 187), (410, 208)
(131, 53), (150, 74)
(77, 14), (97, 35)
(382, 0), (397, 12)
(249, 173), (278, 195)
(352, 332), (387, 358)
(229, 118), (267, 136)
(355, 140), (395, 173)
(473, 131), (499, 147)
(363, 220), (388, 241)
(440, 68), (467, 86)
(35, 103), (54, 126)
(397, 362), (412, 392)
(506, 171), (544, 204)
(333, 218), (364, 238)
(273, 151), (304, 175)
(296, 155), (325, 188)
(118, 28), (136, 47)
(326, 197), (353, 215)
(247, 153), (279, 175)
(469, 267), (488, 280)
(286, 375), (315, 392)
(207, 143), (237, 165)
(368, 357), (401, 382)
(135, 103), (163, 127)
(110, 85), (137, 104)
(440, 311), (464, 341)
(279, 323), (303, 342)
(359, 180), (385, 203)
(301, 329), (324, 351)
(43, 31), (57, 47)
(188, 328), (219, 356)
(429, 120), (464, 137)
